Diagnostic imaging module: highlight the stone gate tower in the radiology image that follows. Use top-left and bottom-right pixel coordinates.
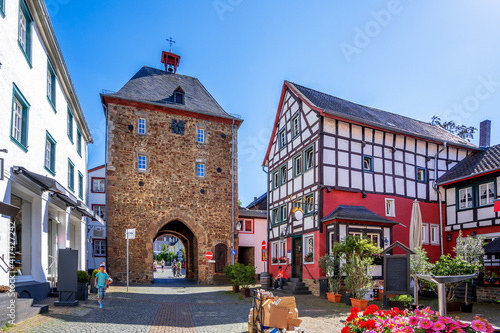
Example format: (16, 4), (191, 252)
(101, 50), (242, 283)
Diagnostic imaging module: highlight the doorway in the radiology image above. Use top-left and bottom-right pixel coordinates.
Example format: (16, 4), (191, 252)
(291, 236), (302, 278)
(215, 243), (227, 273)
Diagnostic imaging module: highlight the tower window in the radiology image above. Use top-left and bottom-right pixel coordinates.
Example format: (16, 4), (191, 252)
(363, 156), (373, 172)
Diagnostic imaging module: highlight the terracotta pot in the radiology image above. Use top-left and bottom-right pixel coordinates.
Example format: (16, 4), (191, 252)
(327, 292), (342, 303)
(446, 300), (461, 313)
(378, 291), (384, 301)
(232, 285), (240, 293)
(350, 298), (369, 310)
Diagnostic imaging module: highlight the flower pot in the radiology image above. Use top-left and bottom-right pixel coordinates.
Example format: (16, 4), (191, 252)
(343, 293), (352, 305)
(350, 298), (369, 310)
(89, 278), (97, 293)
(241, 288), (251, 298)
(327, 292), (342, 303)
(461, 302), (473, 313)
(76, 282), (88, 301)
(232, 285), (240, 293)
(446, 300), (461, 313)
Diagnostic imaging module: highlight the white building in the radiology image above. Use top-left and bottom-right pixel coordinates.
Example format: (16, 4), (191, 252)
(87, 165), (106, 271)
(0, 0), (93, 300)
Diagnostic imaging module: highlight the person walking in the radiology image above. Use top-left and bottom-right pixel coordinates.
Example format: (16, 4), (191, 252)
(94, 263), (112, 308)
(153, 259), (157, 272)
(161, 258), (165, 273)
(273, 266), (288, 290)
(172, 259), (177, 277)
(176, 260), (182, 277)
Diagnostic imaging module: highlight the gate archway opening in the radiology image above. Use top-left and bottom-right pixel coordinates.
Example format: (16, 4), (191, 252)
(153, 220), (197, 281)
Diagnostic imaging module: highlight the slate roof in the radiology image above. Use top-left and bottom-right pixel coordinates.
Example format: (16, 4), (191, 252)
(484, 237), (500, 255)
(322, 205), (398, 225)
(102, 66), (240, 121)
(288, 82), (477, 149)
(437, 144), (500, 185)
(246, 193), (267, 209)
(238, 207), (267, 219)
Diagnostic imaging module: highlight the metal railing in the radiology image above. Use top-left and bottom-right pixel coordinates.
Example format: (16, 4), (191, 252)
(303, 262), (316, 283)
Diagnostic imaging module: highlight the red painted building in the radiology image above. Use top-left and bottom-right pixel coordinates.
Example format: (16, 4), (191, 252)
(262, 81), (480, 294)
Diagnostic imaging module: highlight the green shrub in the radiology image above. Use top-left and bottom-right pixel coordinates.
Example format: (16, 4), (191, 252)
(389, 294), (413, 307)
(91, 269), (100, 279)
(77, 270), (89, 283)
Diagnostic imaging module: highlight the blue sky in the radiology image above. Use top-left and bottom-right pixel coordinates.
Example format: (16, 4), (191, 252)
(47, 0), (500, 206)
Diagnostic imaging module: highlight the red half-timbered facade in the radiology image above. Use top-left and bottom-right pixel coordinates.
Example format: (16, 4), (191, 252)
(263, 81), (480, 292)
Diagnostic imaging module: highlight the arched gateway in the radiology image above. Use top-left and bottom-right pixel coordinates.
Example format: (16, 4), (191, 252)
(102, 49), (241, 284)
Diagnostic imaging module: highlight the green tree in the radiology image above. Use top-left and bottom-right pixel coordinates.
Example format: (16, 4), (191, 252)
(430, 116), (477, 142)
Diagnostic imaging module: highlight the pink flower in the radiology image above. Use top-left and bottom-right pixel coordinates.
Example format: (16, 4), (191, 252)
(423, 307), (434, 315)
(486, 324), (495, 333)
(472, 320), (487, 332)
(440, 317), (453, 324)
(419, 318), (433, 330)
(408, 316), (418, 326)
(432, 321), (446, 331)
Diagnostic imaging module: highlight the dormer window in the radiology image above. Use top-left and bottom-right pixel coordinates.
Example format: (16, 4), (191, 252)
(174, 86), (185, 104)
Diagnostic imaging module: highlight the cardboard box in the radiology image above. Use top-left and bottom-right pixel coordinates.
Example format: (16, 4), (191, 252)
(287, 318), (302, 327)
(263, 304), (289, 329)
(288, 308), (298, 319)
(274, 296), (296, 310)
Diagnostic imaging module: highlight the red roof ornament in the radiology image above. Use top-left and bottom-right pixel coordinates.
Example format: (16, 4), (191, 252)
(161, 51), (180, 74)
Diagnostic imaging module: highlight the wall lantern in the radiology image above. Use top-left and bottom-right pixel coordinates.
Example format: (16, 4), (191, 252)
(447, 234), (452, 242)
(384, 237), (389, 245)
(128, 124), (134, 131)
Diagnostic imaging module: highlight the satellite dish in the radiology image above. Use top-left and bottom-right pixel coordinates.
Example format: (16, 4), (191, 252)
(294, 209), (303, 221)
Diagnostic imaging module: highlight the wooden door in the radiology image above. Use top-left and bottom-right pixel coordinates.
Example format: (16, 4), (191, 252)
(215, 243), (227, 273)
(292, 237), (302, 278)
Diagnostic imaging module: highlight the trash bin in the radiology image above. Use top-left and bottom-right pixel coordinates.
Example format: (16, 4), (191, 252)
(319, 278), (327, 299)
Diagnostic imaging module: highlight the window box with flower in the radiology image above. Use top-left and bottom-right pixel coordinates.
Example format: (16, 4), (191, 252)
(271, 258), (278, 264)
(278, 256), (287, 264)
(304, 252), (314, 263)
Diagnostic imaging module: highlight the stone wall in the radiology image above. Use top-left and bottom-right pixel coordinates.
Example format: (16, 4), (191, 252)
(476, 286), (500, 303)
(304, 278), (320, 297)
(106, 101), (239, 283)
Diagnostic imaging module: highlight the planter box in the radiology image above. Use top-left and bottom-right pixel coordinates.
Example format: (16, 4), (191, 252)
(241, 288), (250, 298)
(76, 282), (88, 301)
(232, 285), (240, 293)
(350, 298), (369, 310)
(461, 302), (473, 313)
(89, 278), (97, 293)
(327, 292), (342, 303)
(446, 300), (461, 313)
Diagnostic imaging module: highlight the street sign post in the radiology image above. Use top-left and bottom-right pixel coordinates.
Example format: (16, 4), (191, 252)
(206, 251), (213, 284)
(125, 229), (136, 292)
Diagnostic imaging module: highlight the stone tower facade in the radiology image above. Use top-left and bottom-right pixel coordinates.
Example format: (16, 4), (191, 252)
(101, 55), (241, 283)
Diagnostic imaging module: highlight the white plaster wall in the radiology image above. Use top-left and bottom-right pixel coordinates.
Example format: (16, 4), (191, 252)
(477, 207), (495, 220)
(457, 210), (474, 223)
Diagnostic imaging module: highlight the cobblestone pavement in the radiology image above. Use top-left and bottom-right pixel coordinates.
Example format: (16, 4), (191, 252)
(5, 273), (500, 333)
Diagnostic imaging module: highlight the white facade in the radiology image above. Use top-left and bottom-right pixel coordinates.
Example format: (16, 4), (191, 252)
(87, 165), (106, 271)
(0, 0), (92, 294)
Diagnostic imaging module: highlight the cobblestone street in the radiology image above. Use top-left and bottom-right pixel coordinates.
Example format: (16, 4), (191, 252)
(5, 269), (500, 332)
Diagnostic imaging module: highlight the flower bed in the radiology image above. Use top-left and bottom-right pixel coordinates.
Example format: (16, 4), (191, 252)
(342, 304), (494, 333)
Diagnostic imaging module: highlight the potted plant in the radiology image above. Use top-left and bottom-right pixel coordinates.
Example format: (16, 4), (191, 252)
(454, 231), (485, 313)
(90, 269), (99, 293)
(333, 235), (381, 310)
(278, 256), (287, 264)
(304, 252), (313, 263)
(232, 263), (256, 297)
(387, 294), (413, 309)
(76, 270), (89, 301)
(318, 254), (342, 303)
(223, 264), (240, 293)
(272, 258), (278, 264)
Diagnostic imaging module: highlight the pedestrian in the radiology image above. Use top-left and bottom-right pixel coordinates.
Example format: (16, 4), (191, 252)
(153, 259), (157, 272)
(176, 260), (182, 277)
(94, 263), (112, 308)
(273, 266), (288, 290)
(161, 258), (165, 272)
(172, 259), (177, 277)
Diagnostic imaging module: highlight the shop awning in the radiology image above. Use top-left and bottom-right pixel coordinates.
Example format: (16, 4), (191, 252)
(484, 237), (500, 255)
(12, 166), (93, 218)
(322, 205), (399, 226)
(0, 201), (21, 218)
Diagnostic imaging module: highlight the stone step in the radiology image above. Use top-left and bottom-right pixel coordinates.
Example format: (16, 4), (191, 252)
(288, 278), (302, 283)
(285, 281), (305, 287)
(16, 304), (47, 324)
(283, 285), (309, 292)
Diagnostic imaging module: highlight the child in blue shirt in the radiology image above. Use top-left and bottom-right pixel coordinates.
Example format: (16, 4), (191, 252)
(94, 263), (111, 308)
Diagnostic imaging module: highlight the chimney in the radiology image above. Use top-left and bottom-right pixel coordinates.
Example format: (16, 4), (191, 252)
(479, 120), (491, 147)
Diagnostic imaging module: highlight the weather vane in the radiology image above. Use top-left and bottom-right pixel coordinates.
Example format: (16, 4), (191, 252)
(166, 37), (176, 52)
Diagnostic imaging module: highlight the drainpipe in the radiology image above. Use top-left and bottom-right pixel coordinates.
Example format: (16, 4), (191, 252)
(432, 141), (447, 256)
(231, 119), (235, 265)
(103, 102), (109, 271)
(262, 165), (269, 273)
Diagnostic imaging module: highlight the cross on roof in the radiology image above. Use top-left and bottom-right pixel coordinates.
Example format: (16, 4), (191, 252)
(166, 37), (176, 52)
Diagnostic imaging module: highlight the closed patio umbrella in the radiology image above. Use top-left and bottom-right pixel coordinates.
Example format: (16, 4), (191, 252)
(409, 199), (423, 304)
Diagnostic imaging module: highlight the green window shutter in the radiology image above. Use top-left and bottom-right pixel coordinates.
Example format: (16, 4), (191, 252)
(21, 105), (28, 146)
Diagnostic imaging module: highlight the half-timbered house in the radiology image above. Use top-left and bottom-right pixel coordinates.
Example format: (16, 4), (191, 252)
(263, 81), (480, 294)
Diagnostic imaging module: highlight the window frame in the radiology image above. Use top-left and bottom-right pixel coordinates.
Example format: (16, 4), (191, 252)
(138, 155), (147, 171)
(279, 204), (287, 223)
(197, 128), (205, 143)
(138, 117), (146, 135)
(67, 107), (74, 143)
(280, 164), (287, 185)
(0, 0), (5, 18)
(477, 180), (495, 207)
(44, 131), (56, 175)
(174, 91), (185, 104)
(363, 155), (374, 172)
(385, 198), (395, 217)
(271, 207), (279, 225)
(457, 185), (474, 211)
(367, 233), (380, 247)
(76, 126), (82, 157)
(93, 239), (106, 257)
(46, 60), (56, 111)
(293, 153), (303, 177)
(272, 170), (279, 189)
(430, 224), (439, 245)
(304, 146), (314, 171)
(422, 223), (429, 244)
(18, 0), (33, 67)
(271, 241), (279, 265)
(416, 167), (427, 183)
(291, 114), (300, 138)
(304, 193), (314, 216)
(278, 128), (286, 150)
(240, 219), (253, 234)
(303, 233), (315, 264)
(91, 177), (106, 193)
(196, 162), (205, 178)
(92, 204), (106, 221)
(11, 83), (30, 152)
(78, 171), (84, 199)
(68, 159), (75, 192)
